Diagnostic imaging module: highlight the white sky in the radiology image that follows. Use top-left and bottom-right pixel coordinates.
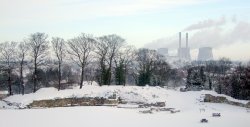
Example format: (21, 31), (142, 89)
(0, 0), (250, 61)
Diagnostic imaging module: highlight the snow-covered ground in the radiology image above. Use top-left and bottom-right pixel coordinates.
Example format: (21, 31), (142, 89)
(0, 84), (250, 127)
(2, 83), (169, 107)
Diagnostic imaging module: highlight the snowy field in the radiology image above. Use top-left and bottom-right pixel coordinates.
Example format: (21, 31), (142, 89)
(1, 105), (249, 127)
(0, 84), (250, 127)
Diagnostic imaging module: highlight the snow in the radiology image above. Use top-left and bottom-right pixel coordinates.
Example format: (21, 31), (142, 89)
(3, 83), (168, 106)
(0, 101), (8, 108)
(0, 84), (250, 127)
(0, 105), (249, 127)
(0, 91), (8, 94)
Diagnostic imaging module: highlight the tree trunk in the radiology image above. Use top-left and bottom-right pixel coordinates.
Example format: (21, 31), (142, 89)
(8, 69), (12, 95)
(124, 64), (127, 86)
(107, 54), (114, 85)
(100, 59), (106, 86)
(33, 58), (37, 93)
(18, 83), (21, 94)
(21, 84), (24, 95)
(58, 63), (61, 91)
(107, 68), (111, 85)
(79, 65), (84, 89)
(209, 77), (212, 90)
(20, 60), (24, 95)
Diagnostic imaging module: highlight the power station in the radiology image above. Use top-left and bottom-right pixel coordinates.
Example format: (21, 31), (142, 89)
(157, 32), (213, 61)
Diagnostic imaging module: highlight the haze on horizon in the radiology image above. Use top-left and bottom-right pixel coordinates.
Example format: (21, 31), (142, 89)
(1, 0), (250, 61)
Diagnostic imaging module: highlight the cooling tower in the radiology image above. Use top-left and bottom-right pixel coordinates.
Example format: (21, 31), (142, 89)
(198, 47), (213, 61)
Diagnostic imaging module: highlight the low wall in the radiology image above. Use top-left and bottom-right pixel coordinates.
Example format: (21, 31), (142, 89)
(204, 94), (250, 108)
(28, 97), (119, 108)
(0, 94), (7, 100)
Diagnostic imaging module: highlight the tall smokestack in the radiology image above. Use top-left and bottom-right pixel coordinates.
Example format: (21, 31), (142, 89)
(186, 33), (188, 48)
(179, 32), (181, 49)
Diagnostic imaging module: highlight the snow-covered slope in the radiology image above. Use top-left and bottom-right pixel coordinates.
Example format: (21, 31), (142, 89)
(0, 84), (250, 127)
(2, 83), (248, 108)
(3, 85), (168, 107)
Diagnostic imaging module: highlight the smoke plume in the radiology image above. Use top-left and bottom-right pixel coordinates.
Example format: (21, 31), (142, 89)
(146, 17), (250, 49)
(145, 17), (250, 60)
(184, 16), (226, 31)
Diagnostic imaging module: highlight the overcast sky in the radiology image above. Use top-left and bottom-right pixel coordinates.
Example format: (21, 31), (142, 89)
(0, 0), (250, 61)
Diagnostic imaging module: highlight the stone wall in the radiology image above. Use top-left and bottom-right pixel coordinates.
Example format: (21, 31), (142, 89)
(0, 94), (7, 100)
(204, 94), (249, 108)
(28, 97), (119, 108)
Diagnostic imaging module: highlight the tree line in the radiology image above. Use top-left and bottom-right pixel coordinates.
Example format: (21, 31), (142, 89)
(1, 32), (248, 100)
(0, 32), (181, 95)
(186, 58), (250, 100)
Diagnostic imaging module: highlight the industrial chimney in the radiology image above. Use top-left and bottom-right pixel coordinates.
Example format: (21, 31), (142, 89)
(178, 32), (191, 61)
(186, 33), (188, 48)
(179, 32), (181, 49)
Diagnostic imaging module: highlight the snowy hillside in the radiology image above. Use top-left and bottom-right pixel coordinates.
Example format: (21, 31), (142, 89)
(2, 84), (168, 108)
(0, 84), (250, 127)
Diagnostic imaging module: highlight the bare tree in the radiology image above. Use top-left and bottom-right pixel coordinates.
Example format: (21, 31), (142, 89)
(98, 35), (125, 85)
(28, 32), (49, 93)
(121, 45), (136, 85)
(135, 48), (160, 86)
(17, 42), (29, 95)
(114, 45), (136, 85)
(95, 38), (109, 85)
(52, 37), (65, 91)
(67, 33), (96, 89)
(0, 42), (17, 95)
(218, 57), (232, 75)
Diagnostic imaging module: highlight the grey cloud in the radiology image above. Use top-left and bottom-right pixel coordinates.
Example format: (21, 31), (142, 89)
(145, 21), (250, 50)
(184, 17), (226, 31)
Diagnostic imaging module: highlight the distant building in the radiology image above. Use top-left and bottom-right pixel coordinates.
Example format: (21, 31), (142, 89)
(157, 32), (213, 64)
(157, 48), (168, 56)
(198, 47), (213, 61)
